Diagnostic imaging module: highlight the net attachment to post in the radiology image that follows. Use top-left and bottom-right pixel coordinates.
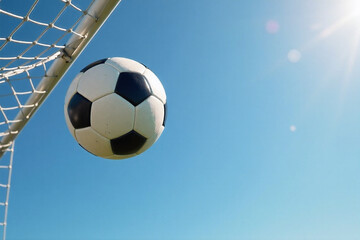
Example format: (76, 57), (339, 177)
(0, 0), (121, 158)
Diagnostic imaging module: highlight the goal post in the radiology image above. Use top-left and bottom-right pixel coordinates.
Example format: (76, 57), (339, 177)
(0, 0), (122, 239)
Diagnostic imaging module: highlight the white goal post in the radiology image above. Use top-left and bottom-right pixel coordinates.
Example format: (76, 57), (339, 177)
(0, 0), (121, 239)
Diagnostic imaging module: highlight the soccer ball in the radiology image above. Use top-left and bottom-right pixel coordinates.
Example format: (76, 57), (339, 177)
(64, 57), (167, 159)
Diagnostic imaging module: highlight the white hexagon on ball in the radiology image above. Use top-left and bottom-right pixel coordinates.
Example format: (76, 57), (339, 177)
(75, 127), (113, 158)
(106, 57), (146, 74)
(143, 69), (166, 104)
(134, 95), (165, 139)
(91, 93), (135, 139)
(77, 64), (119, 102)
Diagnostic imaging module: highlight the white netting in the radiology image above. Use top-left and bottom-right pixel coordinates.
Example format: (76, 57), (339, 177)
(0, 1), (93, 238)
(0, 0), (96, 152)
(0, 142), (14, 240)
(0, 0), (121, 239)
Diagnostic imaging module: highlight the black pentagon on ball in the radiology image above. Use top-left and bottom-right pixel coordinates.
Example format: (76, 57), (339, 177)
(80, 58), (107, 72)
(115, 72), (152, 106)
(110, 130), (147, 155)
(67, 93), (92, 129)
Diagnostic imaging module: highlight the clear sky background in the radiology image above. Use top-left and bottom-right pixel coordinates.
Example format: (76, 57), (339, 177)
(1, 0), (360, 239)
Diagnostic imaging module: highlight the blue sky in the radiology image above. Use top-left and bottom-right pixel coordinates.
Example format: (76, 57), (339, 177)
(1, 0), (360, 239)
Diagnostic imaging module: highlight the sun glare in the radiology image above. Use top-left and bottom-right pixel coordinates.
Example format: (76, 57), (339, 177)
(306, 0), (360, 54)
(346, 0), (360, 20)
(294, 0), (360, 106)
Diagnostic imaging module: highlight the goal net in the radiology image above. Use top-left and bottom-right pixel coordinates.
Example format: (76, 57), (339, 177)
(0, 0), (121, 239)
